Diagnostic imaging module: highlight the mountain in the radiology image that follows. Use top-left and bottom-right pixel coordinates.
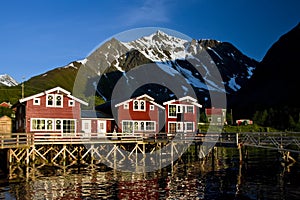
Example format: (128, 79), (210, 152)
(79, 30), (258, 108)
(0, 74), (18, 87)
(232, 23), (300, 126)
(2, 31), (258, 109)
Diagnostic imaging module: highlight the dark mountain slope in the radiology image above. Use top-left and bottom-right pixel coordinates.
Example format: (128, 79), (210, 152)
(232, 23), (300, 121)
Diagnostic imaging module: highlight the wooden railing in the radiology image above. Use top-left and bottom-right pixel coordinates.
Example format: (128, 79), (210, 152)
(0, 133), (33, 149)
(0, 132), (238, 148)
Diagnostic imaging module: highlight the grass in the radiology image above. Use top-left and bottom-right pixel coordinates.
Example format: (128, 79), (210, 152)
(198, 124), (280, 133)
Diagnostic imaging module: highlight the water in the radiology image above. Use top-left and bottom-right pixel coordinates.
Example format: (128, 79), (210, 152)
(1, 147), (300, 199)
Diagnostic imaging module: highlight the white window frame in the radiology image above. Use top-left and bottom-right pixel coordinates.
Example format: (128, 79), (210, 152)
(133, 100), (146, 111)
(68, 100), (75, 107)
(122, 120), (133, 133)
(33, 98), (40, 105)
(139, 100), (146, 111)
(46, 94), (64, 108)
(145, 121), (155, 131)
(177, 122), (184, 132)
(185, 122), (194, 132)
(46, 94), (55, 107)
(186, 105), (194, 113)
(31, 118), (76, 133)
(62, 119), (76, 136)
(168, 104), (177, 118)
(122, 120), (156, 133)
(124, 103), (129, 110)
(133, 100), (139, 111)
(56, 119), (62, 131)
(55, 94), (63, 108)
(150, 105), (155, 111)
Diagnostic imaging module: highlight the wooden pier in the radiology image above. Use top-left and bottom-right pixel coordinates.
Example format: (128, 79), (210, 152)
(1, 131), (300, 177)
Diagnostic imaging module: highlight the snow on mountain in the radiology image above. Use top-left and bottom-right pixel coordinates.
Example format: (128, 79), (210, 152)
(0, 74), (18, 87)
(80, 30), (258, 104)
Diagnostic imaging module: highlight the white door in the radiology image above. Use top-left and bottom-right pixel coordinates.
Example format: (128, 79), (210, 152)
(82, 120), (92, 137)
(97, 121), (106, 137)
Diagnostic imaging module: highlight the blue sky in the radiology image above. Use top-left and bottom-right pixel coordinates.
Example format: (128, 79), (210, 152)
(0, 0), (299, 82)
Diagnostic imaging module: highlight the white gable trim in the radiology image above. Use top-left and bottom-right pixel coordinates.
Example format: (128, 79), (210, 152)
(163, 99), (176, 105)
(163, 96), (202, 108)
(114, 94), (164, 109)
(19, 86), (88, 106)
(136, 94), (154, 101)
(149, 101), (165, 110)
(115, 99), (133, 107)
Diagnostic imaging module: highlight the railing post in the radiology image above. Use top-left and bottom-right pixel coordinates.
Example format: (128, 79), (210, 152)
(16, 134), (19, 147)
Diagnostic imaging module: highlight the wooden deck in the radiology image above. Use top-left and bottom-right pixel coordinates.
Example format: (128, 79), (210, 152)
(0, 132), (237, 147)
(1, 132), (300, 177)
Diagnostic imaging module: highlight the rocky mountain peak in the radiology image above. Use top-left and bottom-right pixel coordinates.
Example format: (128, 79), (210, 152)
(0, 74), (18, 87)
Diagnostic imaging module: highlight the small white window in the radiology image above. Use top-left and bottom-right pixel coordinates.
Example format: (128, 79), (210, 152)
(140, 100), (146, 111)
(186, 105), (194, 113)
(133, 100), (139, 111)
(56, 95), (63, 107)
(124, 103), (129, 109)
(150, 105), (155, 110)
(33, 98), (40, 105)
(68, 100), (75, 107)
(47, 94), (54, 107)
(185, 122), (194, 132)
(56, 120), (62, 130)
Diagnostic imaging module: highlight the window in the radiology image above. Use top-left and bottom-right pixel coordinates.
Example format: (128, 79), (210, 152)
(150, 105), (155, 111)
(140, 122), (145, 131)
(134, 122), (139, 132)
(122, 120), (155, 133)
(63, 120), (76, 134)
(124, 103), (129, 109)
(140, 100), (145, 111)
(168, 105), (177, 117)
(177, 122), (183, 132)
(47, 120), (53, 130)
(122, 121), (133, 133)
(168, 122), (176, 133)
(68, 100), (75, 107)
(133, 100), (139, 110)
(31, 119), (46, 131)
(186, 105), (194, 113)
(185, 122), (194, 132)
(47, 94), (64, 107)
(56, 95), (63, 107)
(33, 98), (40, 105)
(146, 122), (155, 131)
(47, 94), (54, 107)
(133, 100), (146, 111)
(56, 120), (61, 130)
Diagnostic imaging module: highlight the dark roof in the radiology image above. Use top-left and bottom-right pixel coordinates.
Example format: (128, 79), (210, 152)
(81, 110), (113, 119)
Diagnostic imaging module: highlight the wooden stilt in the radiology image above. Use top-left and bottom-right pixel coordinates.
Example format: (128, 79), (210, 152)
(238, 143), (243, 163)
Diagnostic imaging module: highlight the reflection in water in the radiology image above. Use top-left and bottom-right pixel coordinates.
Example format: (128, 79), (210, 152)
(1, 147), (300, 199)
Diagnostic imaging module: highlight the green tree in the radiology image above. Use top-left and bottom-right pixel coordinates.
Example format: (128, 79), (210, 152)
(288, 115), (296, 130)
(199, 112), (207, 123)
(0, 107), (13, 118)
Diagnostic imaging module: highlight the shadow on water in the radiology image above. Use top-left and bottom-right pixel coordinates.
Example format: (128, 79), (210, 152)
(0, 147), (300, 199)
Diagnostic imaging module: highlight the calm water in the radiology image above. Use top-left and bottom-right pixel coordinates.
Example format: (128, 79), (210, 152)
(1, 147), (300, 200)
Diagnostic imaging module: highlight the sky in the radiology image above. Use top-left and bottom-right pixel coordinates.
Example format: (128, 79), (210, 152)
(0, 0), (299, 83)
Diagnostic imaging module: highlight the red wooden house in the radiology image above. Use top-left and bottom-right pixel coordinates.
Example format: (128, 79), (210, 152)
(163, 96), (202, 133)
(114, 94), (165, 135)
(14, 87), (88, 135)
(205, 108), (227, 125)
(81, 110), (116, 137)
